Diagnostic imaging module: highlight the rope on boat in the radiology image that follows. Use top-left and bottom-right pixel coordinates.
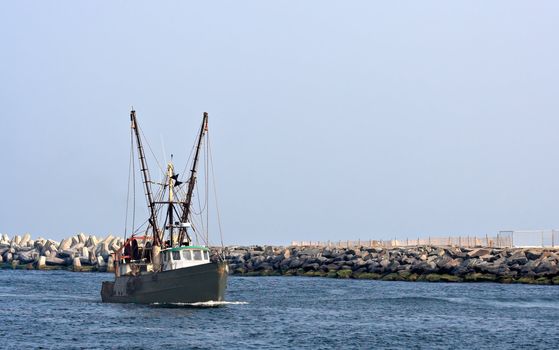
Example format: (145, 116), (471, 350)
(122, 112), (226, 259)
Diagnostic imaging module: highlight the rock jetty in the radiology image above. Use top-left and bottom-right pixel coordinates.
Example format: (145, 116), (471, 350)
(2, 234), (559, 284)
(0, 233), (121, 272)
(220, 245), (559, 285)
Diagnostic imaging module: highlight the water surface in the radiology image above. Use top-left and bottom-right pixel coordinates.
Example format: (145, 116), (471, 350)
(1, 270), (557, 349)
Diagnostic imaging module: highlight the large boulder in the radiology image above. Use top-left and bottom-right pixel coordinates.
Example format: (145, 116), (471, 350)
(86, 235), (98, 247)
(72, 257), (82, 271)
(58, 238), (72, 251)
(58, 249), (77, 258)
(302, 262), (320, 271)
(45, 256), (65, 266)
(109, 237), (121, 252)
(20, 233), (31, 246)
(70, 236), (79, 247)
(278, 249), (289, 260)
(79, 256), (92, 266)
(526, 250), (542, 260)
(78, 246), (89, 258)
(101, 234), (114, 245)
(12, 235), (21, 245)
(97, 242), (111, 261)
(16, 250), (37, 264)
(77, 233), (87, 244)
(288, 258), (303, 269)
(3, 251), (13, 263)
(107, 256), (115, 272)
(37, 256), (47, 269)
(509, 251), (528, 265)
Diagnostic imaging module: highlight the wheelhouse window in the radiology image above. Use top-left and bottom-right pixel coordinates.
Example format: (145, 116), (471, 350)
(193, 250), (202, 260)
(182, 250), (192, 260)
(203, 250), (209, 260)
(172, 251), (181, 261)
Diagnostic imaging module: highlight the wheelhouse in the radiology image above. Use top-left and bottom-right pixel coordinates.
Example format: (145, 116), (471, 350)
(161, 246), (211, 271)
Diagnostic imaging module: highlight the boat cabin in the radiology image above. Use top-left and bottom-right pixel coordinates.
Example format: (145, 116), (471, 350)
(161, 246), (211, 271)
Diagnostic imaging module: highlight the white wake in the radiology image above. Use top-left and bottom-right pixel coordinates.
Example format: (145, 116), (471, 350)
(151, 301), (248, 307)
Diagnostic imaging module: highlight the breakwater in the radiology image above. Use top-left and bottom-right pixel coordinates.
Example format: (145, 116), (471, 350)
(2, 234), (559, 284)
(221, 245), (559, 284)
(0, 233), (121, 272)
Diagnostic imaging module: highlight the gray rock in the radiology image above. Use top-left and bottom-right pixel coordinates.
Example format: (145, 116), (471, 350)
(302, 262), (320, 271)
(107, 256), (115, 272)
(72, 257), (82, 271)
(16, 251), (37, 264)
(58, 249), (77, 258)
(59, 238), (72, 251)
(45, 256), (65, 266)
(288, 259), (303, 269)
(20, 233), (31, 246)
(86, 235), (98, 247)
(78, 232), (87, 244)
(324, 263), (339, 272)
(467, 248), (492, 258)
(526, 250), (542, 260)
(37, 256), (46, 269)
(71, 236), (79, 247)
(509, 251), (528, 265)
(256, 262), (273, 271)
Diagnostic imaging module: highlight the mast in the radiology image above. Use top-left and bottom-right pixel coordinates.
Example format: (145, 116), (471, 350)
(167, 161), (175, 247)
(178, 112), (208, 245)
(130, 110), (161, 246)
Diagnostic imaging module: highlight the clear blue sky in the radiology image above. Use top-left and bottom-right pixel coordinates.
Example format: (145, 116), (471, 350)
(1, 1), (558, 245)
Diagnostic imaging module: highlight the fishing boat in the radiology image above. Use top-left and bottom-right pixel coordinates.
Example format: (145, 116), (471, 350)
(101, 109), (228, 304)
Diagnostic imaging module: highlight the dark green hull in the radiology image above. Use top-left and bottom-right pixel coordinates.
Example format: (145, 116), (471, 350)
(101, 261), (228, 304)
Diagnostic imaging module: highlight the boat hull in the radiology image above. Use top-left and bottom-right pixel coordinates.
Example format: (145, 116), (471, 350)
(101, 261), (228, 304)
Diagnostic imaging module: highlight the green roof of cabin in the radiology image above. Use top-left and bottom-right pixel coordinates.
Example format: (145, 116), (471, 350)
(163, 246), (209, 252)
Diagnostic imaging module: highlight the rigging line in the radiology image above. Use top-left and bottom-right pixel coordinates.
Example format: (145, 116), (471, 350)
(208, 133), (225, 249)
(132, 219), (149, 234)
(190, 221), (209, 247)
(124, 128), (134, 240)
(195, 183), (206, 238)
(132, 129), (136, 235)
(175, 183), (190, 202)
(192, 183), (207, 215)
(138, 124), (166, 177)
(180, 131), (199, 182)
(205, 132), (209, 244)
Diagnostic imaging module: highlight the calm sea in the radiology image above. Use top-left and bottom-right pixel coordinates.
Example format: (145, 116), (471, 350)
(0, 270), (558, 349)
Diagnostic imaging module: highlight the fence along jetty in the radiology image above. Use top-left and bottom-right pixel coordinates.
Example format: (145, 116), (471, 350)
(2, 233), (559, 285)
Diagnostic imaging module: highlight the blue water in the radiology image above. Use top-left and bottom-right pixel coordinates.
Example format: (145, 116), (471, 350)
(1, 270), (558, 349)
